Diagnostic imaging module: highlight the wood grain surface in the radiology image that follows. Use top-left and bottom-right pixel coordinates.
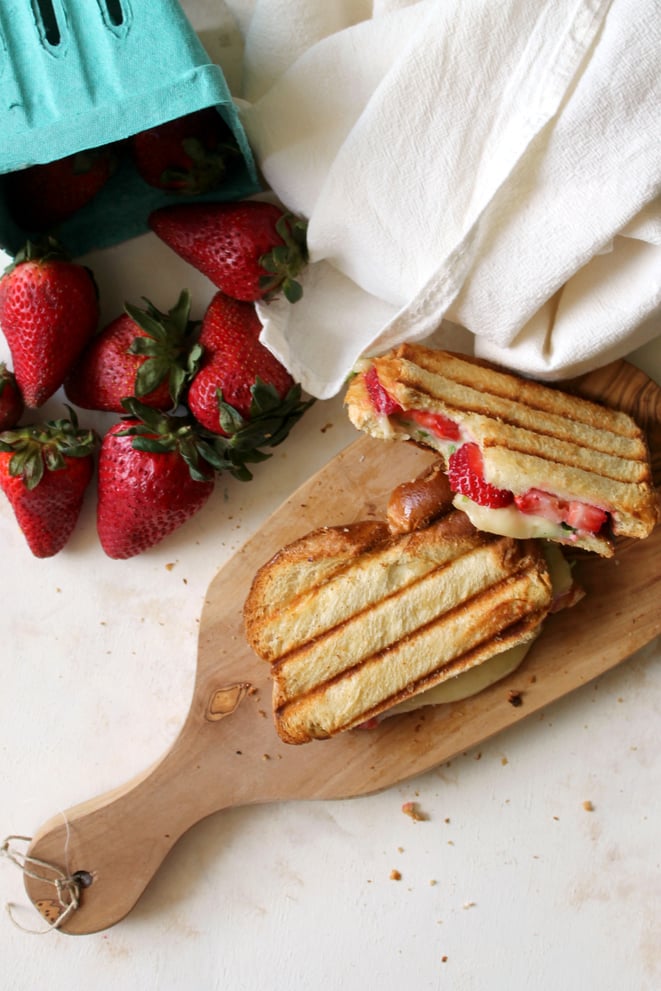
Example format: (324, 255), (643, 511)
(24, 359), (661, 934)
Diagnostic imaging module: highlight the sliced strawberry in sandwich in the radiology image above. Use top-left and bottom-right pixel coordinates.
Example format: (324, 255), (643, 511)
(515, 488), (607, 534)
(407, 409), (461, 441)
(447, 443), (513, 509)
(514, 489), (568, 525)
(563, 500), (607, 533)
(363, 365), (403, 415)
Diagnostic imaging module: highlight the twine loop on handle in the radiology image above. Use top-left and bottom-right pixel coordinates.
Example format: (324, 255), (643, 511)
(1, 835), (80, 934)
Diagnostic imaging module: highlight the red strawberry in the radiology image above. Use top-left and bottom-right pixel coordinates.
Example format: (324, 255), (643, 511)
(563, 500), (607, 533)
(514, 488), (568, 524)
(514, 488), (607, 533)
(0, 363), (24, 430)
(447, 443), (513, 508)
(6, 145), (117, 232)
(65, 290), (201, 414)
(364, 365), (403, 415)
(0, 238), (99, 407)
(131, 107), (241, 195)
(96, 400), (217, 559)
(149, 200), (308, 303)
(408, 409), (460, 440)
(0, 409), (97, 557)
(186, 292), (312, 455)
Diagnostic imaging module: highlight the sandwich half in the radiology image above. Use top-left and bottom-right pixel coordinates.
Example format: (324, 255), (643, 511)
(344, 344), (660, 557)
(244, 509), (554, 744)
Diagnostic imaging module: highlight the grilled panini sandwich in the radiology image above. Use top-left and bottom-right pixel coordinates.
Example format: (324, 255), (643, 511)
(345, 345), (660, 557)
(244, 509), (553, 744)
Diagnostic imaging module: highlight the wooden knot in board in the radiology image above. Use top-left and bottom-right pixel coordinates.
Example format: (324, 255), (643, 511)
(205, 683), (251, 721)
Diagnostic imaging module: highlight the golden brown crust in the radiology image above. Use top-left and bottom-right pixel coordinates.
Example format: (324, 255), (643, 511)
(345, 346), (660, 548)
(386, 460), (453, 534)
(244, 510), (553, 744)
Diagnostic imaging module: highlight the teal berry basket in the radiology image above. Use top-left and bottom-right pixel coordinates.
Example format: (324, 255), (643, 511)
(0, 0), (260, 256)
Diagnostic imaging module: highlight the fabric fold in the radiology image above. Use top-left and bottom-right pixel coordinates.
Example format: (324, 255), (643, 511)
(237, 0), (660, 397)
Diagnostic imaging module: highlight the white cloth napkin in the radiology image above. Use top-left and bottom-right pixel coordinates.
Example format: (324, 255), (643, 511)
(234, 0), (661, 399)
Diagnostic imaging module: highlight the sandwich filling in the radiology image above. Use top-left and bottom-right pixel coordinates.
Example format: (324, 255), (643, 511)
(361, 363), (612, 545)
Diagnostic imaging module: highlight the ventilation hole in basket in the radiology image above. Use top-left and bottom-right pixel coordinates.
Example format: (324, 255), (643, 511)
(32, 0), (62, 47)
(97, 0), (131, 36)
(102, 0), (125, 26)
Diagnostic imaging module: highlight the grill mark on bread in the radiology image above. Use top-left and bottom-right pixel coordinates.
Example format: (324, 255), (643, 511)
(383, 365), (647, 463)
(276, 608), (547, 739)
(270, 536), (541, 698)
(393, 345), (642, 439)
(345, 345), (660, 548)
(247, 512), (481, 661)
(274, 578), (550, 743)
(243, 511), (554, 743)
(273, 557), (548, 699)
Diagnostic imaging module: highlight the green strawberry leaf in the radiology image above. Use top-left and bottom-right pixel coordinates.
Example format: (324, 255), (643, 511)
(257, 213), (309, 304)
(123, 290), (201, 406)
(134, 356), (173, 397)
(0, 408), (97, 490)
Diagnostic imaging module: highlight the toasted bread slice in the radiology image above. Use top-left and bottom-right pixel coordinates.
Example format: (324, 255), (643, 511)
(244, 510), (553, 744)
(345, 345), (660, 556)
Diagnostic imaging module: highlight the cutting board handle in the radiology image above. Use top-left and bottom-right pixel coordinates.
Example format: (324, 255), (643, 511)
(22, 680), (259, 934)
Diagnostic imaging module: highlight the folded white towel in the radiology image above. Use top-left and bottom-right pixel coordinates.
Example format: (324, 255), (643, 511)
(234, 0), (660, 398)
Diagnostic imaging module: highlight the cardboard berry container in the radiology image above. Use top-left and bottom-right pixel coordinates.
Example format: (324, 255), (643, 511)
(0, 0), (260, 257)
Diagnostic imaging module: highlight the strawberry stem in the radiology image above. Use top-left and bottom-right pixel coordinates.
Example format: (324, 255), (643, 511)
(258, 214), (309, 303)
(124, 289), (202, 406)
(0, 407), (98, 490)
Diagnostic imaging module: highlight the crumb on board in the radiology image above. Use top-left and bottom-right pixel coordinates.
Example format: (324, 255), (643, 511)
(390, 869), (402, 881)
(583, 800), (594, 812)
(402, 801), (428, 821)
(507, 689), (523, 707)
(501, 756), (509, 766)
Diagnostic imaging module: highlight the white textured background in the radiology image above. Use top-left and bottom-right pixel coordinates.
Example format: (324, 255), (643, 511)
(0, 3), (659, 989)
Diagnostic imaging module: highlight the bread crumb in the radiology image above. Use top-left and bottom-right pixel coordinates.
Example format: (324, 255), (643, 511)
(390, 869), (402, 881)
(402, 801), (428, 821)
(501, 756), (508, 766)
(507, 689), (523, 707)
(429, 879), (437, 886)
(463, 901), (476, 909)
(165, 562), (176, 571)
(441, 955), (448, 963)
(583, 800), (594, 812)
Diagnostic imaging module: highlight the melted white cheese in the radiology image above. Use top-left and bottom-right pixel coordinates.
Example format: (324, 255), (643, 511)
(385, 641), (534, 715)
(453, 494), (578, 544)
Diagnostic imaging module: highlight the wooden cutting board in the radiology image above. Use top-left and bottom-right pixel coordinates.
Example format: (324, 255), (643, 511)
(24, 359), (661, 934)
